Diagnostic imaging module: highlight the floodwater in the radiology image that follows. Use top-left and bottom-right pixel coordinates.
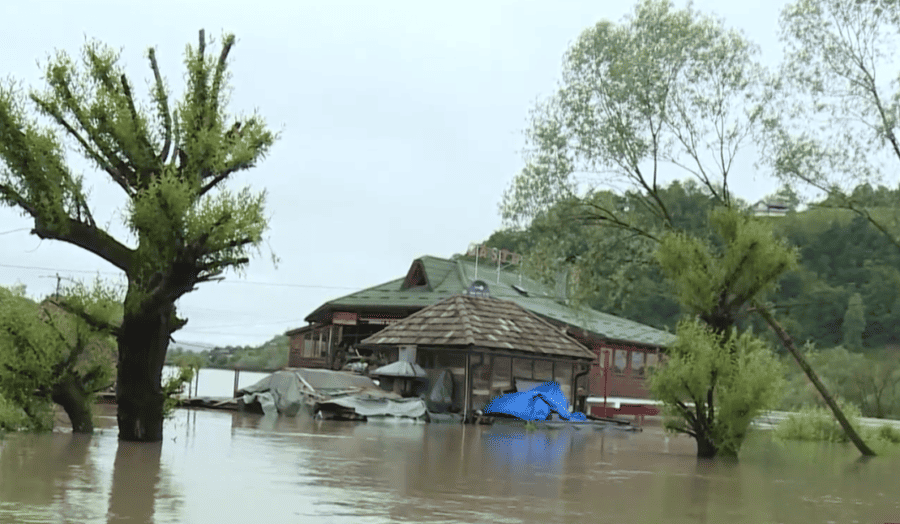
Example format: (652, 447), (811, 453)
(2, 406), (899, 524)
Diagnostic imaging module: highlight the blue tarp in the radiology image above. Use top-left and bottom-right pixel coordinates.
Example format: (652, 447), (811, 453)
(483, 382), (587, 421)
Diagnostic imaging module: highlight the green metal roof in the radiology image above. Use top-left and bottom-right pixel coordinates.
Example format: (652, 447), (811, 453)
(303, 255), (675, 347)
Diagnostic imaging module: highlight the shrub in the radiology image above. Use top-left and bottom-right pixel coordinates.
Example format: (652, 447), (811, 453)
(865, 424), (900, 445)
(773, 401), (862, 443)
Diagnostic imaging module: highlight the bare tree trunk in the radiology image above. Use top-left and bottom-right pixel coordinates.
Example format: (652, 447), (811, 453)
(115, 302), (172, 442)
(754, 302), (876, 456)
(51, 374), (94, 434)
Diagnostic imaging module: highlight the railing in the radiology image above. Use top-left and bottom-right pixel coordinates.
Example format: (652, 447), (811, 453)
(290, 357), (328, 369)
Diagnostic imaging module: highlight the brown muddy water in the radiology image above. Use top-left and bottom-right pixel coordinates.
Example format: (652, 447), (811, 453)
(1, 405), (899, 524)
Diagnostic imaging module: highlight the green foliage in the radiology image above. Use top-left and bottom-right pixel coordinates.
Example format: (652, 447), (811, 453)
(773, 398), (900, 451)
(655, 207), (799, 335)
(649, 319), (785, 456)
(171, 352), (205, 371)
(774, 401), (862, 443)
(0, 282), (118, 432)
(227, 335), (289, 370)
(0, 30), (279, 440)
(779, 345), (900, 419)
(0, 393), (37, 432)
(166, 335), (289, 371)
(502, 0), (768, 229)
(771, 0), (900, 191)
(842, 293), (865, 350)
(162, 364), (196, 418)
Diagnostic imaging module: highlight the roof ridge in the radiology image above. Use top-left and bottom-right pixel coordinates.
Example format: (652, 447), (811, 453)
(455, 258), (469, 288)
(427, 258), (456, 289)
(456, 295), (477, 345)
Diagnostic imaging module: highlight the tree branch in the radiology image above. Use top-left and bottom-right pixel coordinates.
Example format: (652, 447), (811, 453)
(754, 300), (876, 456)
(119, 74), (155, 171)
(31, 217), (133, 272)
(45, 298), (122, 338)
(147, 48), (172, 164)
(28, 96), (133, 196)
(198, 161), (252, 197)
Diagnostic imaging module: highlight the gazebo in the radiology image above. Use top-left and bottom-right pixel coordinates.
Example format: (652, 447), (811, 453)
(358, 293), (596, 421)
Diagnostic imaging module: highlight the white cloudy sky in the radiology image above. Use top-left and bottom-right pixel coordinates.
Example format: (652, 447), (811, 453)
(1, 0), (791, 350)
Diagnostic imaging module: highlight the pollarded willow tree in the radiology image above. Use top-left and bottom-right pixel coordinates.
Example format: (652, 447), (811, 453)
(0, 30), (278, 441)
(649, 318), (784, 458)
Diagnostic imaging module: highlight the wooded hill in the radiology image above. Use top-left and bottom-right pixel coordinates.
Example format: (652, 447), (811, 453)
(486, 181), (900, 355)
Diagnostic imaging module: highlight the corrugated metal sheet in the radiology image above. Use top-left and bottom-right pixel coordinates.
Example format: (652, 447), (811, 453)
(360, 295), (596, 360)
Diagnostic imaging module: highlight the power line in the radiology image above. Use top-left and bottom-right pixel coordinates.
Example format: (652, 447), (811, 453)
(185, 317), (307, 332)
(0, 263), (121, 275)
(0, 263), (360, 290)
(0, 228), (31, 236)
(216, 280), (359, 290)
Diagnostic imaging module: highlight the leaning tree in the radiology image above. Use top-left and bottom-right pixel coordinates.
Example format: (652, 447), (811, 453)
(0, 30), (278, 441)
(500, 0), (875, 455)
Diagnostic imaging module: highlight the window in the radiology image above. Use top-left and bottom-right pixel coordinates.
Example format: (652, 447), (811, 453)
(302, 331), (315, 357)
(613, 349), (626, 374)
(513, 358), (533, 379)
(491, 356), (512, 395)
(555, 363), (574, 404)
(631, 351), (646, 376)
(534, 360), (553, 381)
(646, 352), (659, 370)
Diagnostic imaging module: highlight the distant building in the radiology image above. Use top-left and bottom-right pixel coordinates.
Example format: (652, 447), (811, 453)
(752, 199), (790, 217)
(285, 254), (675, 421)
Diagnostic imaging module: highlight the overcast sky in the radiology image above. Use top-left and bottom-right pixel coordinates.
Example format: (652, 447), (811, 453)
(1, 0), (791, 350)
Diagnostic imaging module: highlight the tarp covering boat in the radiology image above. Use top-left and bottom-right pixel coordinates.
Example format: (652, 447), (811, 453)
(483, 382), (587, 421)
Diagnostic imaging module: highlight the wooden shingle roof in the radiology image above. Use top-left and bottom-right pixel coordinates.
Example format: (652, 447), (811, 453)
(359, 294), (595, 360)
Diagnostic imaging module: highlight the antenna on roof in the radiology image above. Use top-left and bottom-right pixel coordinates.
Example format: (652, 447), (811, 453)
(474, 243), (480, 280)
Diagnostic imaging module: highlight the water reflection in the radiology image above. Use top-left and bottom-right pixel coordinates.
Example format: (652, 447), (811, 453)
(107, 442), (163, 523)
(1, 406), (900, 523)
(0, 432), (101, 523)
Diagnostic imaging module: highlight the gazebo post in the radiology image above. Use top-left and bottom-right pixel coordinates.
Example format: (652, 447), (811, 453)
(463, 351), (471, 423)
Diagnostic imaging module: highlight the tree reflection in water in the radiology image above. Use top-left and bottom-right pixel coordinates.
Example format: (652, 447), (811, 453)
(0, 432), (94, 512)
(107, 440), (163, 523)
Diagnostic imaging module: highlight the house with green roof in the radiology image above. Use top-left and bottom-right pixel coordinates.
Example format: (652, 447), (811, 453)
(286, 254), (675, 415)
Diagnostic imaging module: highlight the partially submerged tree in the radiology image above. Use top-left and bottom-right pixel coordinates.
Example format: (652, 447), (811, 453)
(649, 318), (784, 458)
(0, 282), (119, 433)
(650, 207), (795, 457)
(500, 0), (876, 456)
(0, 30), (277, 441)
